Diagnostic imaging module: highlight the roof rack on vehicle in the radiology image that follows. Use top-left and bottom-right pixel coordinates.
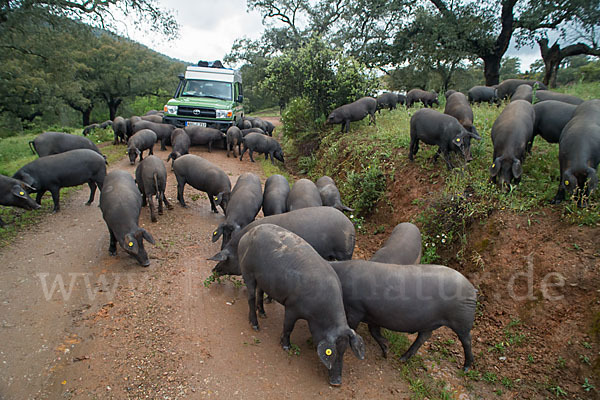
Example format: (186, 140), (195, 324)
(197, 60), (225, 68)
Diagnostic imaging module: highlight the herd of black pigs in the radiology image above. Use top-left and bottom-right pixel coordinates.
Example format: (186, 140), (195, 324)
(0, 77), (598, 385)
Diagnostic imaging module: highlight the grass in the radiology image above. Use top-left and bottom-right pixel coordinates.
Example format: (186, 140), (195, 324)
(248, 106), (281, 118)
(0, 126), (122, 246)
(281, 84), (599, 265)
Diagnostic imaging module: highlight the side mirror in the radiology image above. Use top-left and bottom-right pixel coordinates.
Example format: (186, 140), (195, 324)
(237, 95), (243, 103)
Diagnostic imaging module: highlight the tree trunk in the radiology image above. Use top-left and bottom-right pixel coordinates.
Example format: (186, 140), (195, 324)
(107, 98), (122, 120)
(483, 56), (501, 86)
(82, 107), (92, 127)
(538, 38), (600, 88)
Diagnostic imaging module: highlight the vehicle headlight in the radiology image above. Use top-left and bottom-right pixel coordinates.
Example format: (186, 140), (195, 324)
(216, 109), (233, 119)
(165, 105), (178, 115)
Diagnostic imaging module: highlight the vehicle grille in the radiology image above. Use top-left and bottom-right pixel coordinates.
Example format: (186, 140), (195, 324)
(178, 106), (216, 118)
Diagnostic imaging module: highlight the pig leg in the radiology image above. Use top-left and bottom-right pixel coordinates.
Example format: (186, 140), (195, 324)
(248, 149), (255, 163)
(163, 193), (173, 210)
(264, 153), (268, 160)
(176, 180), (187, 208)
(108, 228), (117, 256)
(0, 216), (5, 228)
(245, 276), (259, 330)
(408, 138), (418, 161)
(208, 141), (212, 153)
(399, 330), (432, 361)
(280, 308), (298, 350)
(441, 148), (454, 170)
(148, 194), (157, 222)
(454, 329), (474, 371)
(49, 187), (60, 212)
(368, 324), (389, 358)
(141, 193), (147, 207)
(86, 181), (97, 205)
(160, 138), (167, 151)
(269, 153), (275, 165)
(149, 144), (154, 155)
(239, 144), (247, 161)
(208, 195), (218, 213)
(35, 190), (46, 205)
(256, 288), (266, 318)
(157, 192), (164, 215)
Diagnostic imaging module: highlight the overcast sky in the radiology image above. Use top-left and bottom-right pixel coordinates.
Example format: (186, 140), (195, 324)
(128, 0), (541, 72)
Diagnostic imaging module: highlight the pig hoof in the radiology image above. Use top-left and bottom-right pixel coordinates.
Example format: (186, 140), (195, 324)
(251, 324), (259, 331)
(258, 311), (267, 319)
(281, 344), (290, 351)
(151, 217), (157, 223)
(329, 379), (342, 387)
(85, 202), (92, 206)
(109, 251), (116, 257)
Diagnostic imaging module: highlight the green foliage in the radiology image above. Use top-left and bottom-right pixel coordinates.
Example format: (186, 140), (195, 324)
(263, 37), (377, 120)
(0, 10), (185, 136)
(280, 97), (318, 142)
(347, 163), (387, 216)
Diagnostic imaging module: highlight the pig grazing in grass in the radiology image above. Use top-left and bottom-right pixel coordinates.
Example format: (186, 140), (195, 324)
(13, 149), (106, 212)
(0, 175), (40, 227)
(100, 170), (155, 267)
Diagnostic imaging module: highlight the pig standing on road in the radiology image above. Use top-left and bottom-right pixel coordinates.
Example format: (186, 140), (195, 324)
(100, 170), (155, 267)
(210, 207), (355, 276)
(127, 129), (157, 165)
(239, 133), (284, 165)
(212, 172), (262, 248)
(0, 175), (40, 227)
(132, 120), (175, 150)
(238, 224), (366, 386)
(135, 155), (172, 222)
(166, 128), (191, 167)
(286, 178), (322, 211)
(173, 154), (231, 213)
(13, 149), (106, 212)
(185, 126), (227, 153)
(262, 174), (290, 216)
(29, 131), (104, 158)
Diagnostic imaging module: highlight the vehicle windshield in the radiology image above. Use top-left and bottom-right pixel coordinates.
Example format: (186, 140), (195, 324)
(181, 80), (232, 101)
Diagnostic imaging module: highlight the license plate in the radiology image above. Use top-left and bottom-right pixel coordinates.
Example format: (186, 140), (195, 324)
(187, 121), (206, 127)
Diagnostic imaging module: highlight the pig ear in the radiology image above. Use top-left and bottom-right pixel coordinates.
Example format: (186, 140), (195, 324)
(207, 250), (228, 262)
(212, 224), (224, 242)
(317, 340), (337, 370)
(490, 157), (502, 177)
(12, 184), (29, 198)
(347, 329), (366, 360)
(512, 159), (522, 179)
(20, 182), (36, 192)
(469, 126), (481, 140)
(140, 228), (155, 245)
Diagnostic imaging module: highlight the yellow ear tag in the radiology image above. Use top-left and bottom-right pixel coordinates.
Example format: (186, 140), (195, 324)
(325, 348), (332, 356)
(213, 231), (217, 236)
(564, 180), (569, 186)
(128, 241), (134, 247)
(19, 191), (24, 195)
(213, 196), (218, 201)
(491, 163), (495, 168)
(456, 138), (461, 142)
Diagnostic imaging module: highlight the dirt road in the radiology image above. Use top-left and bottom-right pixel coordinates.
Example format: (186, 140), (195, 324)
(0, 135), (411, 398)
